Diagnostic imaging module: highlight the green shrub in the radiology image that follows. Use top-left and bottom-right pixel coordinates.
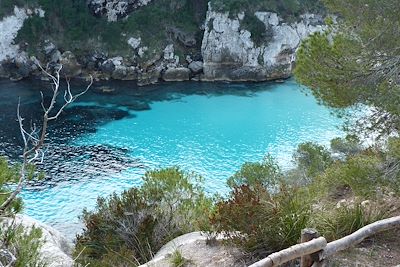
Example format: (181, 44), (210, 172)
(0, 157), (23, 214)
(0, 222), (45, 267)
(314, 202), (389, 241)
(241, 13), (273, 46)
(227, 155), (281, 190)
(170, 249), (190, 267)
(75, 167), (213, 266)
(293, 142), (333, 179)
(330, 135), (362, 156)
(318, 154), (382, 198)
(211, 183), (311, 258)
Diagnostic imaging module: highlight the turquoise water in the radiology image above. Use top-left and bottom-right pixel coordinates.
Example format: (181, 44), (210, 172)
(1, 80), (344, 239)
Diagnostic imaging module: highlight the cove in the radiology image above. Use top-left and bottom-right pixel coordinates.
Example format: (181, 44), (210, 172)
(0, 79), (344, 239)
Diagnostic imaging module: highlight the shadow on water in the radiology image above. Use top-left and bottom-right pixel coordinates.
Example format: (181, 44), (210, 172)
(0, 79), (278, 186)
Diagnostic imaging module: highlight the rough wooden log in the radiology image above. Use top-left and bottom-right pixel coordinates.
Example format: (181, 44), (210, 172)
(300, 228), (319, 267)
(249, 237), (327, 267)
(321, 215), (400, 260)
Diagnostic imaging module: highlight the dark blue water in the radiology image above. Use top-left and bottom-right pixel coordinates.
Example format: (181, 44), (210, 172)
(0, 79), (344, 239)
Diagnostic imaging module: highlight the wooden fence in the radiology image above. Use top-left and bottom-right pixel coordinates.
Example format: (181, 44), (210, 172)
(249, 215), (400, 267)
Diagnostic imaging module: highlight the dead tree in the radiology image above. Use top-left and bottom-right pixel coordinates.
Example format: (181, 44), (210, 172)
(0, 64), (92, 214)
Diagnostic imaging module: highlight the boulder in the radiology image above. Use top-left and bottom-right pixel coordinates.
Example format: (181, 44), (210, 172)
(188, 61), (203, 74)
(1, 215), (74, 267)
(60, 51), (82, 77)
(162, 67), (191, 82)
(112, 65), (138, 80)
(137, 68), (161, 86)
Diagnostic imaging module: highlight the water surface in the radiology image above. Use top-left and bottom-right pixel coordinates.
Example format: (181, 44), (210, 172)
(0, 79), (344, 239)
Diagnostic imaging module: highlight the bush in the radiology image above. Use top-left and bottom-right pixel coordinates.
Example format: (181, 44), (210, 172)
(211, 183), (311, 258)
(241, 13), (273, 46)
(227, 155), (281, 190)
(0, 222), (45, 267)
(330, 135), (362, 156)
(314, 202), (389, 241)
(293, 142), (332, 179)
(318, 154), (382, 198)
(0, 157), (23, 214)
(75, 167), (213, 266)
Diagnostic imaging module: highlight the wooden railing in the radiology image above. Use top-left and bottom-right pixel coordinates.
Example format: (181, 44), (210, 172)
(249, 215), (400, 267)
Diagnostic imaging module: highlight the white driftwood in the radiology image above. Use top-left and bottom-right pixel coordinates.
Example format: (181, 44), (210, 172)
(321, 215), (400, 259)
(249, 237), (327, 267)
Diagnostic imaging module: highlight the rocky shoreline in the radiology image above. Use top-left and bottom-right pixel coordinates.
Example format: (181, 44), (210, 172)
(0, 3), (325, 86)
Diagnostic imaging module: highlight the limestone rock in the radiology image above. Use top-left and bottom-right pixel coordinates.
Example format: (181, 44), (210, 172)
(137, 68), (161, 86)
(201, 3), (325, 81)
(128, 37), (142, 50)
(162, 67), (191, 82)
(88, 0), (153, 22)
(188, 61), (203, 74)
(140, 232), (245, 267)
(60, 51), (82, 77)
(1, 215), (74, 267)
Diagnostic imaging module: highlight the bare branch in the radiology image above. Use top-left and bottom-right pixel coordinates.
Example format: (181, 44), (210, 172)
(0, 62), (92, 214)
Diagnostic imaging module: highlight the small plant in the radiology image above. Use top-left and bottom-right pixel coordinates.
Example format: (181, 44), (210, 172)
(0, 222), (46, 267)
(170, 249), (189, 267)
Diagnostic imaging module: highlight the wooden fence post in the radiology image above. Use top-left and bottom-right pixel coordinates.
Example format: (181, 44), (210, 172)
(300, 228), (319, 267)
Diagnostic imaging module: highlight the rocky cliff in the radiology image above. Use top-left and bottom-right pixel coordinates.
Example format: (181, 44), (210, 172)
(201, 4), (325, 81)
(0, 0), (325, 85)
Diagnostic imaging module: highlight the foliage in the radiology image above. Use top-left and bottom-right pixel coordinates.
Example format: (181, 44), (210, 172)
(330, 135), (362, 156)
(0, 157), (23, 214)
(294, 0), (400, 136)
(313, 202), (389, 241)
(75, 167), (212, 267)
(240, 13), (273, 46)
(227, 155), (281, 190)
(0, 222), (46, 267)
(170, 250), (189, 267)
(13, 0), (207, 58)
(293, 142), (332, 179)
(211, 183), (311, 257)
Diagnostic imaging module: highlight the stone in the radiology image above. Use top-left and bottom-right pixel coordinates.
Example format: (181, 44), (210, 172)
(163, 44), (175, 61)
(137, 68), (161, 86)
(1, 215), (74, 267)
(60, 51), (82, 77)
(162, 67), (191, 82)
(201, 3), (326, 81)
(128, 37), (141, 50)
(188, 61), (203, 74)
(112, 65), (138, 80)
(0, 7), (28, 62)
(88, 0), (153, 22)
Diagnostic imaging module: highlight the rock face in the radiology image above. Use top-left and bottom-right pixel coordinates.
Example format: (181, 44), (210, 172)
(201, 4), (325, 81)
(88, 0), (153, 21)
(0, 3), (325, 84)
(60, 51), (82, 77)
(162, 67), (191, 81)
(1, 215), (74, 267)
